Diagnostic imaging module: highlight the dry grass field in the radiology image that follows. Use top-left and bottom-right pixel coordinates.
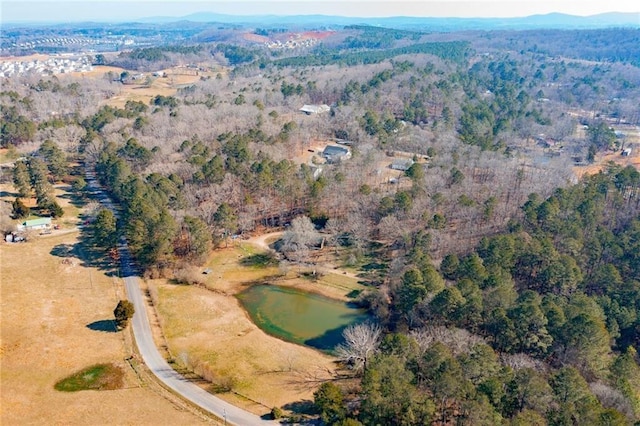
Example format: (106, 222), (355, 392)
(0, 186), (209, 425)
(74, 65), (206, 108)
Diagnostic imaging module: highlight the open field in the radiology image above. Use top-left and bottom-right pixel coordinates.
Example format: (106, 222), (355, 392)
(571, 123), (640, 178)
(69, 64), (215, 108)
(148, 243), (368, 415)
(103, 72), (202, 109)
(573, 149), (640, 178)
(0, 186), (209, 425)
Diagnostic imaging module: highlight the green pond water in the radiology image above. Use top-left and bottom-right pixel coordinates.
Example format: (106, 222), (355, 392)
(237, 285), (368, 351)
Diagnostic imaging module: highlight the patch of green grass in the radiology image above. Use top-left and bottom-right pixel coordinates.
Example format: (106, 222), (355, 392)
(306, 271), (367, 296)
(54, 363), (124, 392)
(239, 252), (279, 268)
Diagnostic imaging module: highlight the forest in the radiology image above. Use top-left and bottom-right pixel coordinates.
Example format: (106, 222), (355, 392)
(2, 25), (640, 425)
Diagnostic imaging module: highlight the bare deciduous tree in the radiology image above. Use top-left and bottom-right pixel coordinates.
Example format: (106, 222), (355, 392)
(0, 200), (16, 234)
(410, 326), (486, 356)
(589, 382), (636, 421)
(280, 216), (319, 263)
(335, 322), (382, 373)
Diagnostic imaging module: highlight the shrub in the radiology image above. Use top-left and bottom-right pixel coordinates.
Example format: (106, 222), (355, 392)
(113, 300), (135, 329)
(12, 198), (29, 219)
(173, 266), (206, 285)
(271, 407), (283, 420)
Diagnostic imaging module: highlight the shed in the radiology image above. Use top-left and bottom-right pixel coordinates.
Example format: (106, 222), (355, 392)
(390, 158), (414, 171)
(308, 165), (323, 180)
(622, 148), (632, 156)
(22, 217), (52, 231)
(299, 104), (330, 115)
(322, 145), (351, 164)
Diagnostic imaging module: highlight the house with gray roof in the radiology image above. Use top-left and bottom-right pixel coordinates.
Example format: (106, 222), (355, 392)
(322, 145), (351, 164)
(390, 158), (414, 171)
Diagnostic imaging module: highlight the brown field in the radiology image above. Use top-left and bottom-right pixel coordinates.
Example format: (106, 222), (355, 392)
(148, 243), (367, 415)
(66, 64), (207, 108)
(103, 72), (202, 109)
(0, 186), (210, 425)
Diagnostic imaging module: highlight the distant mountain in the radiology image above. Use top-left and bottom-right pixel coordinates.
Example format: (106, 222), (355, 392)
(137, 12), (640, 31)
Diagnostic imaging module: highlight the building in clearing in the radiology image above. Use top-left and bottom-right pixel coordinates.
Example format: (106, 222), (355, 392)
(622, 148), (632, 156)
(299, 104), (330, 115)
(390, 158), (414, 171)
(308, 165), (323, 179)
(322, 145), (351, 164)
(18, 217), (52, 231)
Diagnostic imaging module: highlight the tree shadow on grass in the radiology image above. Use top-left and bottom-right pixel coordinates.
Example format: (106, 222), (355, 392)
(361, 262), (387, 271)
(281, 399), (317, 416)
(240, 252), (279, 268)
(57, 190), (86, 209)
(0, 189), (19, 199)
(86, 319), (118, 333)
(50, 225), (119, 277)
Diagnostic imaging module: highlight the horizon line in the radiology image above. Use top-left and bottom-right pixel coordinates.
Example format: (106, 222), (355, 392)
(3, 10), (639, 26)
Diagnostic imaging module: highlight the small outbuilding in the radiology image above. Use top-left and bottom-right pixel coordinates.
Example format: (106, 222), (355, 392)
(622, 148), (632, 156)
(390, 158), (414, 171)
(308, 165), (323, 180)
(299, 104), (330, 115)
(322, 145), (351, 164)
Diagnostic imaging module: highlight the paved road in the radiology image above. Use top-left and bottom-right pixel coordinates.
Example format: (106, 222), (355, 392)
(119, 244), (276, 426)
(87, 172), (276, 425)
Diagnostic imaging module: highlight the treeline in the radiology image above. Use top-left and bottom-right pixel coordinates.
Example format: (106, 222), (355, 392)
(119, 45), (204, 62)
(110, 44), (208, 70)
(1, 104), (36, 147)
(272, 41), (471, 67)
(475, 28), (640, 67)
(342, 25), (425, 49)
(11, 140), (67, 218)
(94, 141), (211, 268)
(315, 165), (640, 425)
(214, 44), (260, 65)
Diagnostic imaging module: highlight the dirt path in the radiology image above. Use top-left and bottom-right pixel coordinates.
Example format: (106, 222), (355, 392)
(245, 231), (282, 250)
(245, 231), (361, 279)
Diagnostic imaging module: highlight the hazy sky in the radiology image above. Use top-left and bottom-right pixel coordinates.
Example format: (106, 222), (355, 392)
(2, 0), (639, 23)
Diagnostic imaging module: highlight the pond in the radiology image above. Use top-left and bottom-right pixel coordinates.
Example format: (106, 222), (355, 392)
(237, 284), (368, 351)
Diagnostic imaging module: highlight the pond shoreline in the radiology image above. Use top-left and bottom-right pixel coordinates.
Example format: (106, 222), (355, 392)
(147, 243), (368, 415)
(236, 283), (369, 352)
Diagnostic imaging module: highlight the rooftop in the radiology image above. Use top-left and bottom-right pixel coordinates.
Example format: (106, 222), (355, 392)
(323, 145), (349, 156)
(300, 104), (330, 114)
(23, 217), (52, 227)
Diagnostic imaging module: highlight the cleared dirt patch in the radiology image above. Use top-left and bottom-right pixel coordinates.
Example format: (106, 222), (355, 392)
(573, 149), (640, 179)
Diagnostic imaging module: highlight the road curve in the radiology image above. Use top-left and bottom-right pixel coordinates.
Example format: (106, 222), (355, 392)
(119, 244), (277, 426)
(87, 172), (277, 425)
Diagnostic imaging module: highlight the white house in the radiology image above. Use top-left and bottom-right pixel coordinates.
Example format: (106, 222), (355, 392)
(17, 217), (52, 231)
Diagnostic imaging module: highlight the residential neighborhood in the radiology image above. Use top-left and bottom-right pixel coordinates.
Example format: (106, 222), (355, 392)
(0, 54), (93, 77)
